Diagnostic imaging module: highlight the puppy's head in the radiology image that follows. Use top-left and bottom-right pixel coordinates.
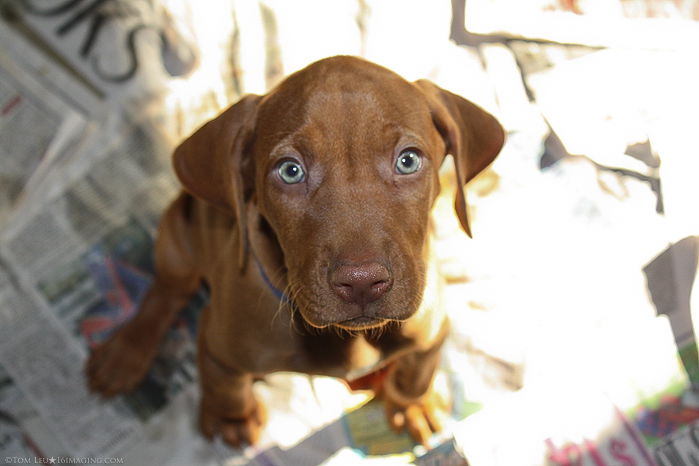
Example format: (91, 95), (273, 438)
(174, 56), (504, 330)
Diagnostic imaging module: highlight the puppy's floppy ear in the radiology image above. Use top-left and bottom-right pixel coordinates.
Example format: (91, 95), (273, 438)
(414, 80), (505, 237)
(173, 94), (261, 268)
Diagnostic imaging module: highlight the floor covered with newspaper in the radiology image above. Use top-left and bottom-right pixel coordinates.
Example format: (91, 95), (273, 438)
(1, 1), (698, 465)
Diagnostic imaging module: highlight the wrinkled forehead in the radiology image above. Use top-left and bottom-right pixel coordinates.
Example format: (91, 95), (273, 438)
(253, 59), (438, 157)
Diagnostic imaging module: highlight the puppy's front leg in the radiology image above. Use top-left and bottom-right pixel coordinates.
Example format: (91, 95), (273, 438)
(198, 339), (266, 447)
(382, 337), (447, 446)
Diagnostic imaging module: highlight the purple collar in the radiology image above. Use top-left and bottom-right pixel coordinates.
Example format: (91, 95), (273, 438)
(253, 255), (289, 303)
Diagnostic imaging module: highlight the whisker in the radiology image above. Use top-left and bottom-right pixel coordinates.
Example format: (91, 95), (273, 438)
(268, 264), (293, 328)
(272, 283), (293, 327)
(283, 281), (306, 336)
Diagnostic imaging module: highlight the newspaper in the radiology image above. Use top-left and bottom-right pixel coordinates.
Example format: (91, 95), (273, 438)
(0, 1), (245, 462)
(2, 0), (199, 112)
(0, 116), (202, 459)
(0, 44), (90, 228)
(464, 0), (699, 49)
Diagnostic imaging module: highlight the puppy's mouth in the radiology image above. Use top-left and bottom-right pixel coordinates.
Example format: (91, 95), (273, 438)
(334, 315), (387, 330)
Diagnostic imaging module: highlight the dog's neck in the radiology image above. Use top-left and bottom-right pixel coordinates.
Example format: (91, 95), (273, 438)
(252, 251), (289, 302)
(245, 205), (288, 292)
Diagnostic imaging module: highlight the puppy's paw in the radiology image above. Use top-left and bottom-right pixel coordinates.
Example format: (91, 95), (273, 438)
(383, 389), (447, 447)
(199, 398), (266, 448)
(85, 326), (157, 397)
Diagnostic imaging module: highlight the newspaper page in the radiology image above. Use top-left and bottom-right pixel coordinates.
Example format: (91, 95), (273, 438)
(520, 46), (665, 178)
(0, 308), (140, 459)
(3, 0), (199, 112)
(0, 44), (90, 229)
(0, 1), (253, 462)
(465, 0), (699, 48)
(0, 118), (206, 462)
(0, 14), (102, 116)
(0, 267), (131, 461)
(445, 38), (699, 466)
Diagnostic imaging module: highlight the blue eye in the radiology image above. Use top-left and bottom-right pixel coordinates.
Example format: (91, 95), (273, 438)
(277, 160), (305, 184)
(395, 149), (422, 174)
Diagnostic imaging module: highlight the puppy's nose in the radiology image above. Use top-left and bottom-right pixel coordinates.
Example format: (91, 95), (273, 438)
(331, 262), (391, 307)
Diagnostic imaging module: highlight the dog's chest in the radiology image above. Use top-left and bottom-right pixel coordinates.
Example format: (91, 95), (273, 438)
(290, 324), (414, 381)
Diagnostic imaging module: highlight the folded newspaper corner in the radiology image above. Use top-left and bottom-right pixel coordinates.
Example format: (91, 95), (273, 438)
(1, 0), (699, 465)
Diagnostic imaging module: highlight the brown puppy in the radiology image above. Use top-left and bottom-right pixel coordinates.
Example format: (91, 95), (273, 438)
(86, 56), (504, 447)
